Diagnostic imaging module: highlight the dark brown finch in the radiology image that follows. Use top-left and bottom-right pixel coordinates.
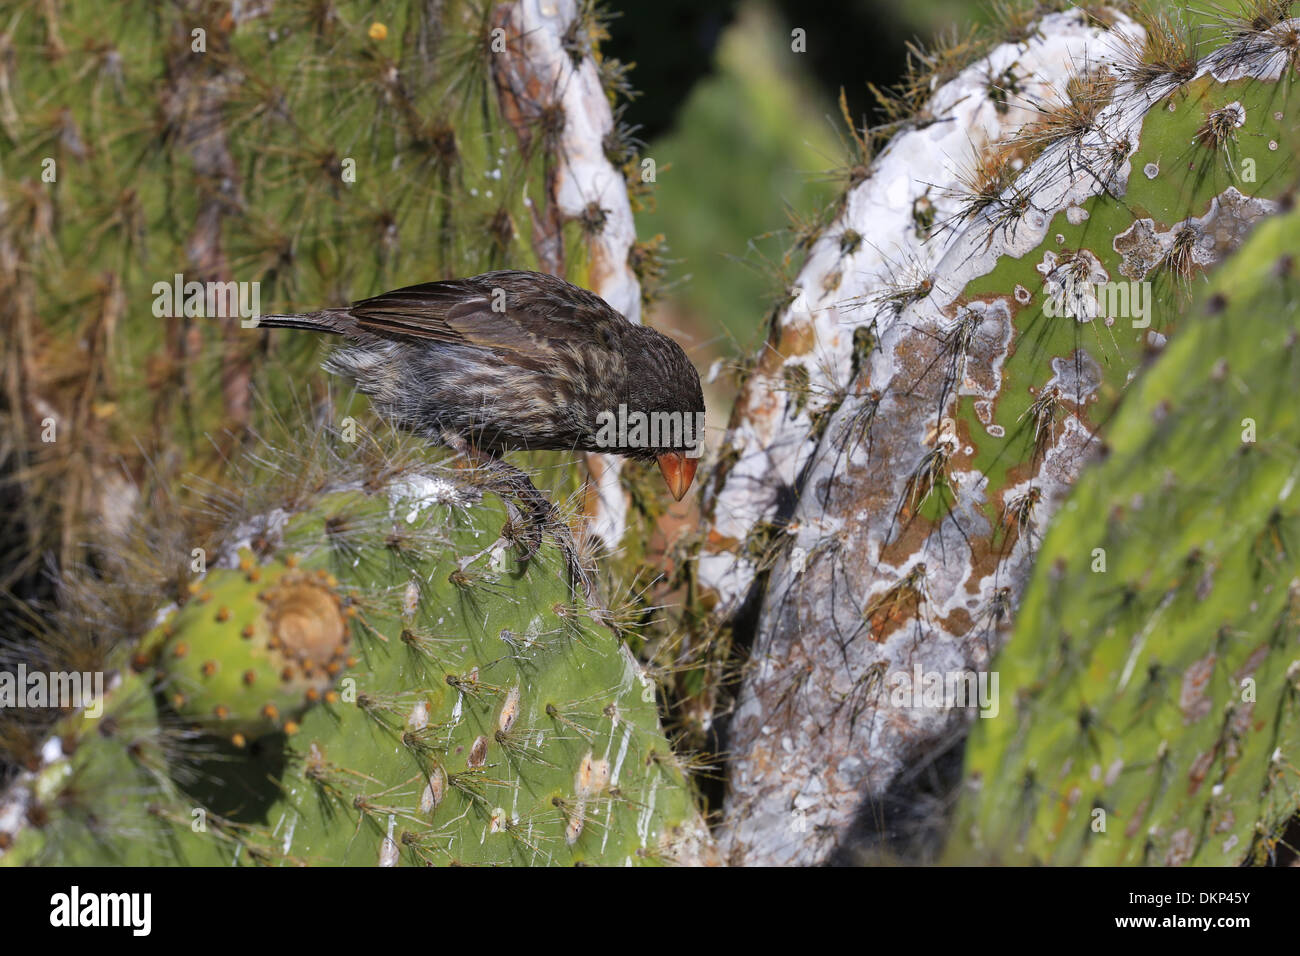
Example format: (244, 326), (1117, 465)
(258, 270), (705, 501)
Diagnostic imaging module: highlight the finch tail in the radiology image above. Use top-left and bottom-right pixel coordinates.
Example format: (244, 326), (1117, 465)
(255, 309), (355, 335)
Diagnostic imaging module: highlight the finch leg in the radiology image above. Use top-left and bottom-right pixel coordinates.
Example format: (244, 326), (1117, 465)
(439, 432), (599, 605)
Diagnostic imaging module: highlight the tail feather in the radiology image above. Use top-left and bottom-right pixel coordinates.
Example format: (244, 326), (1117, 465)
(255, 309), (354, 335)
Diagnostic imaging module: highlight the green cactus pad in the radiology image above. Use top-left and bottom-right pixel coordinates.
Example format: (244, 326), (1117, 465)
(2, 452), (707, 866)
(949, 203), (1300, 865)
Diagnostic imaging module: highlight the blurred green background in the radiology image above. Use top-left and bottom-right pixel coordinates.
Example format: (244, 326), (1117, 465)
(603, 0), (988, 362)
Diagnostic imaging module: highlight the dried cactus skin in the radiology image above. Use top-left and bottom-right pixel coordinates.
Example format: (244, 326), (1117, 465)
(950, 204), (1300, 866)
(701, 6), (1300, 865)
(1, 464), (708, 866)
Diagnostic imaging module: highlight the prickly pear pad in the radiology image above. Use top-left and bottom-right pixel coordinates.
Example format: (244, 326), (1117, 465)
(951, 206), (1300, 865)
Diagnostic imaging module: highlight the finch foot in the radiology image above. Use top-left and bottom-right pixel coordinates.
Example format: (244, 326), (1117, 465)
(440, 432), (600, 607)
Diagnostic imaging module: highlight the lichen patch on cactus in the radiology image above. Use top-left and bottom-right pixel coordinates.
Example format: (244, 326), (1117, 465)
(700, 9), (1143, 611)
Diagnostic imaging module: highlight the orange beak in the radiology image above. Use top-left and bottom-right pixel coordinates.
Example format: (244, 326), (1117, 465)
(656, 452), (698, 502)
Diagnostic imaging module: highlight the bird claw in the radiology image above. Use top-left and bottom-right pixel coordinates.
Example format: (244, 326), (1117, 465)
(500, 504), (598, 605)
(445, 441), (601, 610)
(501, 511), (544, 562)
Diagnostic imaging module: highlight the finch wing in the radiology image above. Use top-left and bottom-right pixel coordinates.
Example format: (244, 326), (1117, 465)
(348, 271), (625, 361)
